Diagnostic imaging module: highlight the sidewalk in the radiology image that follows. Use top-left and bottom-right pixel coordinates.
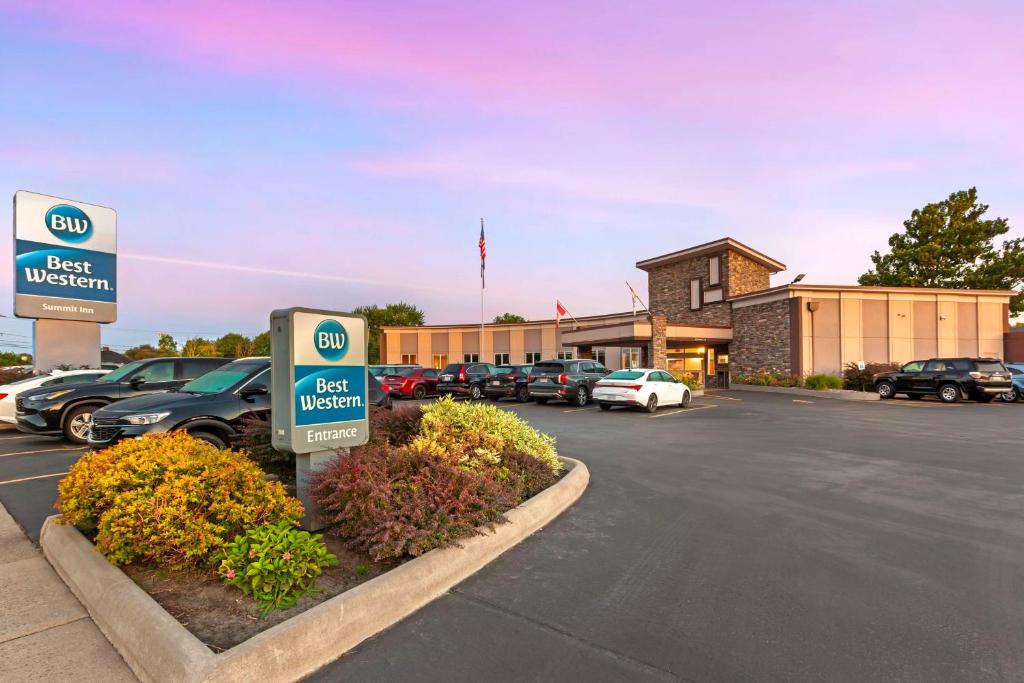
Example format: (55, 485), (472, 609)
(0, 502), (136, 682)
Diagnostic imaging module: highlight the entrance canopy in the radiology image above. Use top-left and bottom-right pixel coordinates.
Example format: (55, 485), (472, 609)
(560, 320), (733, 347)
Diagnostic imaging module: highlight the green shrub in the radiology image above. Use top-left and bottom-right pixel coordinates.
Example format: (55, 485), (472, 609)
(311, 445), (518, 562)
(736, 369), (775, 385)
(769, 374), (803, 388)
(803, 373), (843, 390)
(57, 432), (303, 568)
(412, 396), (560, 474)
(669, 370), (702, 390)
(218, 521), (337, 617)
(842, 362), (900, 391)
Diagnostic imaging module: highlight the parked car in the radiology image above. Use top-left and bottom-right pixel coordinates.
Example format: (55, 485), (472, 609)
(437, 362), (496, 400)
(367, 371), (391, 409)
(0, 369), (111, 424)
(1001, 363), (1024, 402)
(593, 368), (692, 413)
(528, 359), (609, 406)
(369, 364), (419, 379)
(15, 356), (233, 443)
(88, 358), (271, 448)
(873, 357), (1012, 403)
(484, 364), (534, 402)
(381, 367), (439, 400)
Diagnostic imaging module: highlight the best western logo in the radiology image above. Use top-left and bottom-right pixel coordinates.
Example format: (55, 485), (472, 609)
(314, 319), (348, 361)
(45, 204), (93, 243)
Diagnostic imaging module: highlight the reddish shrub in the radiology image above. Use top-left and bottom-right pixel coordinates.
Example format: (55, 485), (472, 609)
(368, 406), (423, 448)
(500, 451), (560, 500)
(310, 445), (517, 562)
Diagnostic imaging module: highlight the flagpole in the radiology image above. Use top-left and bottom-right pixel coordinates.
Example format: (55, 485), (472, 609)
(479, 218), (485, 362)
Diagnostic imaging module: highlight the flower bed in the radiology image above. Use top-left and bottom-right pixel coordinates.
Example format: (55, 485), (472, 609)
(52, 400), (570, 656)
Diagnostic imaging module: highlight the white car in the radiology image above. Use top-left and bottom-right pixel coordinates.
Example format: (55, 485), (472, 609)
(592, 368), (692, 413)
(0, 369), (111, 424)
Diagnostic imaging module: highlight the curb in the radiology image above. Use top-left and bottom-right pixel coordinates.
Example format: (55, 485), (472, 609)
(41, 456), (589, 683)
(728, 383), (879, 401)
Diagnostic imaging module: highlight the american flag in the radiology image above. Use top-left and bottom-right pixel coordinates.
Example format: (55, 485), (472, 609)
(479, 218), (486, 288)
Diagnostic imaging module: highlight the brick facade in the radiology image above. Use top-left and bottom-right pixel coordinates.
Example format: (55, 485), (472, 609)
(730, 298), (792, 376)
(726, 252), (772, 298)
(649, 315), (668, 370)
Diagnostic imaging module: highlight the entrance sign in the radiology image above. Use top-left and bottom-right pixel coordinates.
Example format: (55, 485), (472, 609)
(13, 191), (117, 323)
(270, 307), (369, 454)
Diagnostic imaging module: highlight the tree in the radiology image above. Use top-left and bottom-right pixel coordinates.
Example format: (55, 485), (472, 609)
(860, 188), (1024, 314)
(252, 331), (271, 356)
(214, 333), (251, 358)
(157, 333), (178, 356)
(181, 337), (218, 357)
(0, 352), (31, 366)
(493, 312), (526, 324)
(352, 302), (426, 363)
(125, 344), (161, 360)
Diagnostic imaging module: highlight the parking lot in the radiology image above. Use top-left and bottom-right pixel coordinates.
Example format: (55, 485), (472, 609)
(2, 391), (1023, 680)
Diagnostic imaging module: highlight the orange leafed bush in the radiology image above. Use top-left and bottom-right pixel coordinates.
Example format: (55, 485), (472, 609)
(57, 432), (303, 568)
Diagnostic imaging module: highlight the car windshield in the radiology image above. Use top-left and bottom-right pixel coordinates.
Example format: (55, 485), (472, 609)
(368, 367), (386, 376)
(605, 370), (644, 380)
(441, 364), (462, 374)
(492, 366), (515, 375)
(180, 361), (267, 394)
(975, 361), (1006, 373)
(4, 374), (46, 386)
(99, 360), (147, 383)
(532, 362), (563, 373)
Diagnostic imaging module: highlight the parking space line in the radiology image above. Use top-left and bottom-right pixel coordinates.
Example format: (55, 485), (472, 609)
(0, 471), (69, 485)
(792, 399), (814, 404)
(562, 407), (589, 413)
(0, 447), (86, 458)
(707, 394), (742, 401)
(649, 404), (718, 418)
(0, 434), (54, 440)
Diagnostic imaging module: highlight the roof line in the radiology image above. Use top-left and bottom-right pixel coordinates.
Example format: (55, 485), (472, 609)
(635, 237), (786, 272)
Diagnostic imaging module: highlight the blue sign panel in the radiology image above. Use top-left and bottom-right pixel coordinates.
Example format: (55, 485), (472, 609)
(15, 239), (116, 303)
(293, 364), (367, 427)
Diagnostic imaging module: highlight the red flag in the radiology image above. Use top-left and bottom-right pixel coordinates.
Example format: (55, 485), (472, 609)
(556, 300), (568, 329)
(479, 218), (486, 288)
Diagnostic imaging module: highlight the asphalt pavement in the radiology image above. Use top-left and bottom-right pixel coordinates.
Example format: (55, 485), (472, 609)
(1, 393), (1022, 681)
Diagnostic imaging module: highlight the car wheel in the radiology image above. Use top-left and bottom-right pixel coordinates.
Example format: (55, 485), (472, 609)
(938, 383), (961, 403)
(469, 384), (483, 400)
(63, 405), (100, 444)
(599, 402), (612, 411)
(876, 381), (896, 399)
(574, 386), (588, 407)
(535, 397), (549, 405)
(1003, 388), (1020, 403)
(680, 390), (691, 408)
(190, 430), (227, 449)
(645, 394), (658, 413)
(516, 385), (530, 402)
(412, 384), (426, 400)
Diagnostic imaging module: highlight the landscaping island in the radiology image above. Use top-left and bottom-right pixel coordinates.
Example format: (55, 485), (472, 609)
(42, 398), (589, 682)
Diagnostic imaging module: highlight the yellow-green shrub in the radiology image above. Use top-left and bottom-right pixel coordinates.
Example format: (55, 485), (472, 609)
(411, 397), (560, 474)
(57, 432), (303, 568)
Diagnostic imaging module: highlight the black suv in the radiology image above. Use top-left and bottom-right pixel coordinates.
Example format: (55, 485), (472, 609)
(484, 364), (534, 402)
(528, 359), (609, 406)
(16, 357), (232, 443)
(437, 362), (497, 400)
(88, 358), (271, 448)
(873, 357), (1012, 403)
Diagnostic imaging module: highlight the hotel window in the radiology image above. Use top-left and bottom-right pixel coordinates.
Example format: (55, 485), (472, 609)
(709, 255), (721, 286)
(494, 353), (510, 365)
(401, 354), (417, 364)
(463, 353), (479, 363)
(432, 353), (448, 369)
(690, 278), (702, 310)
(593, 348), (606, 364)
(557, 350), (574, 360)
(621, 347), (641, 369)
(525, 351), (541, 363)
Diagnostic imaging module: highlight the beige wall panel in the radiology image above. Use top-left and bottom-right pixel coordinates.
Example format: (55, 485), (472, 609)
(481, 329), (493, 362)
(936, 301), (957, 356)
(493, 330), (511, 354)
(840, 297), (863, 367)
(462, 331), (479, 354)
(889, 299), (913, 363)
(384, 332), (401, 363)
(510, 329), (525, 363)
(979, 302), (1005, 358)
(400, 333), (417, 355)
(810, 299), (841, 374)
(524, 329), (542, 354)
(861, 300), (888, 362)
(431, 332), (449, 354)
(416, 331), (431, 365)
(449, 331), (463, 363)
(912, 300), (937, 360)
(957, 302), (978, 357)
(542, 327), (558, 358)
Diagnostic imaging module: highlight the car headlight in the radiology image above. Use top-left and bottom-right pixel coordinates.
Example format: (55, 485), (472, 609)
(36, 389), (73, 401)
(124, 412), (171, 425)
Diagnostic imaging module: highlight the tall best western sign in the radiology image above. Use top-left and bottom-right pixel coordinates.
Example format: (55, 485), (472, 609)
(13, 191), (117, 323)
(270, 307), (369, 454)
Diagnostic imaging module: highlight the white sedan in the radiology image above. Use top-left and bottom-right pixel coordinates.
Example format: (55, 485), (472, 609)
(592, 368), (691, 413)
(0, 369), (111, 424)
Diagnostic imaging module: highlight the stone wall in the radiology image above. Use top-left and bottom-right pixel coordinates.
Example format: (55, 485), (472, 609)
(647, 251), (732, 325)
(649, 315), (667, 369)
(726, 252), (772, 298)
(730, 298), (792, 376)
